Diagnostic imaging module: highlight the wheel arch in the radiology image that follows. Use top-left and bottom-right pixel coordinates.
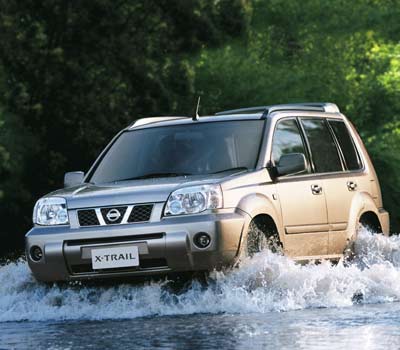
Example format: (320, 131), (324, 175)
(359, 211), (382, 232)
(251, 213), (280, 238)
(347, 191), (385, 240)
(236, 193), (284, 247)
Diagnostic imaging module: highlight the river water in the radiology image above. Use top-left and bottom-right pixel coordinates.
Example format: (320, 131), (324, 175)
(1, 230), (400, 349)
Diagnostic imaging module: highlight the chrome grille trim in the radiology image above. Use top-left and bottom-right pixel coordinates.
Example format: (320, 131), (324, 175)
(95, 208), (106, 226)
(121, 205), (134, 224)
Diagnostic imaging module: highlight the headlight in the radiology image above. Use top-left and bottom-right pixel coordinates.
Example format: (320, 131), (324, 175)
(164, 184), (223, 216)
(33, 197), (69, 225)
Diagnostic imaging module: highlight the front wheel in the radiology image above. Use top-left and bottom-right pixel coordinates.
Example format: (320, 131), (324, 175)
(244, 220), (282, 258)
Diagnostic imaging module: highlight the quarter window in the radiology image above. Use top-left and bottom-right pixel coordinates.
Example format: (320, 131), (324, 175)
(328, 120), (361, 170)
(301, 119), (342, 173)
(272, 119), (309, 172)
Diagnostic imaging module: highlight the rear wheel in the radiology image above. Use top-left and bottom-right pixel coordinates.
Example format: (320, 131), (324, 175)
(245, 219), (282, 257)
(359, 212), (382, 234)
(343, 215), (383, 264)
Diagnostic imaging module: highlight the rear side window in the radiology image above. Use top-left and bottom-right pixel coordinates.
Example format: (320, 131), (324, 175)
(272, 119), (309, 170)
(328, 120), (361, 170)
(301, 119), (342, 173)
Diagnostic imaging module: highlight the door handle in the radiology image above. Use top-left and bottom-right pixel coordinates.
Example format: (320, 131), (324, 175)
(347, 181), (357, 191)
(311, 184), (323, 195)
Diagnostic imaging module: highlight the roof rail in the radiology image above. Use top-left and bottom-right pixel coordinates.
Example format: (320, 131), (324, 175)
(129, 116), (187, 128)
(215, 106), (270, 115)
(268, 102), (340, 114)
(215, 102), (340, 117)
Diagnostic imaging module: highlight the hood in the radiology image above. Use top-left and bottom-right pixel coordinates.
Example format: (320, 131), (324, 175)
(47, 173), (232, 209)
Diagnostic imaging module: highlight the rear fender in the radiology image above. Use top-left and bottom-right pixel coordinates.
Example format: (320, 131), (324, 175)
(348, 191), (385, 241)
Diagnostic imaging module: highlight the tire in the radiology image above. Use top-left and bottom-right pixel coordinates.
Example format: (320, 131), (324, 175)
(343, 220), (382, 265)
(245, 220), (282, 257)
(359, 222), (382, 234)
(359, 213), (382, 234)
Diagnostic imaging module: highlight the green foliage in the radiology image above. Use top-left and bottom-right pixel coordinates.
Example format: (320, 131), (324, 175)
(193, 0), (400, 231)
(0, 111), (9, 200)
(0, 0), (400, 255)
(0, 69), (9, 200)
(0, 0), (249, 254)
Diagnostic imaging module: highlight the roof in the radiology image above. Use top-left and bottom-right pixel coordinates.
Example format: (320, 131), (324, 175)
(128, 102), (340, 130)
(215, 102), (340, 115)
(127, 114), (264, 130)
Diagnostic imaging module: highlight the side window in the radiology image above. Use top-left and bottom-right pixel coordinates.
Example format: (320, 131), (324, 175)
(272, 119), (309, 171)
(328, 120), (361, 170)
(301, 119), (342, 173)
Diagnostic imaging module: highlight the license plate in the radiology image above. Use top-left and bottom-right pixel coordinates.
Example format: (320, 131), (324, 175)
(91, 245), (139, 270)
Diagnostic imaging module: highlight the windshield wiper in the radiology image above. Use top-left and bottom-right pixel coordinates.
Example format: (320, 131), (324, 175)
(115, 172), (193, 182)
(211, 167), (248, 174)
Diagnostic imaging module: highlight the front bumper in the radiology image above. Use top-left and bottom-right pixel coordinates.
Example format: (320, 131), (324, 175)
(25, 208), (249, 282)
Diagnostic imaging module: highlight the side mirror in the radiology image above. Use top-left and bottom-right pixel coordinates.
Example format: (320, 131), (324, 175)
(276, 153), (307, 176)
(64, 171), (85, 188)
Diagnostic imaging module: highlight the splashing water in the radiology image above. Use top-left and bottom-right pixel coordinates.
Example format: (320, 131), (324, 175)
(1, 230), (400, 322)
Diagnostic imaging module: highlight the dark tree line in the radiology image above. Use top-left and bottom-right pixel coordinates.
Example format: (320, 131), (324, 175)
(0, 0), (248, 255)
(1, 0), (400, 257)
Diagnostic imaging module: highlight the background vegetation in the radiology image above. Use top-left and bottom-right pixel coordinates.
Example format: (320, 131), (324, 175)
(0, 0), (399, 256)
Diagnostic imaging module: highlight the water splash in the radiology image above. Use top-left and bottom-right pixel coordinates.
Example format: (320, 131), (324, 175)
(1, 230), (400, 322)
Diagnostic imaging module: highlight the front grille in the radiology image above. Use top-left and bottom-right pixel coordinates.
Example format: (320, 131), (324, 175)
(128, 205), (153, 223)
(77, 209), (99, 226)
(77, 204), (154, 227)
(101, 206), (127, 225)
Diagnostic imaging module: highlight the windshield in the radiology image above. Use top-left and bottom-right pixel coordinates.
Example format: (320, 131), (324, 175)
(89, 120), (264, 183)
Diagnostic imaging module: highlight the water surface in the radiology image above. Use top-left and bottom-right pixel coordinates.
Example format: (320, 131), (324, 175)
(1, 230), (400, 349)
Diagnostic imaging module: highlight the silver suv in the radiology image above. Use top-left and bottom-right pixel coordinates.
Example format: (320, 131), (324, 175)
(26, 103), (389, 282)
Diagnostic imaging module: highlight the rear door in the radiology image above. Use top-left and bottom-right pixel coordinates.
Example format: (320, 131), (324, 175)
(272, 118), (329, 257)
(299, 118), (369, 255)
(323, 119), (367, 254)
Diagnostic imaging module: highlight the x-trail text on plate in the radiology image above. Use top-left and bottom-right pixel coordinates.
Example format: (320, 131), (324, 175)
(26, 102), (389, 282)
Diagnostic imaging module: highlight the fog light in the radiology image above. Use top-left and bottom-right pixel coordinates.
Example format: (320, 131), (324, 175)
(194, 232), (211, 249)
(30, 246), (43, 262)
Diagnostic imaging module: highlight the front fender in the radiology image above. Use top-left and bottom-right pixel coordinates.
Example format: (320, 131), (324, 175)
(236, 193), (284, 245)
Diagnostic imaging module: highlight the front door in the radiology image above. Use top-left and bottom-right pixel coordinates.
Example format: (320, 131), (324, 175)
(272, 118), (329, 257)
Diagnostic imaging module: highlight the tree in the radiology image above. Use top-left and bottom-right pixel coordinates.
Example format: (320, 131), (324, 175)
(193, 0), (400, 231)
(0, 0), (249, 255)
